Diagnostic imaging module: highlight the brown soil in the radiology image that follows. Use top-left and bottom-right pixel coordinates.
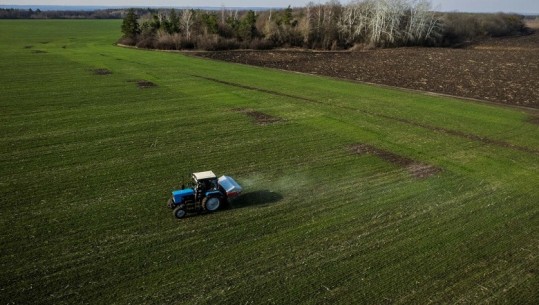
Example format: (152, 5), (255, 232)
(406, 163), (443, 179)
(233, 108), (283, 125)
(128, 80), (157, 89)
(194, 32), (539, 109)
(528, 116), (539, 125)
(93, 68), (112, 75)
(349, 143), (442, 178)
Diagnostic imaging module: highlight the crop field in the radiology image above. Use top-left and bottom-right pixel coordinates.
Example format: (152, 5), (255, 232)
(1, 20), (538, 304)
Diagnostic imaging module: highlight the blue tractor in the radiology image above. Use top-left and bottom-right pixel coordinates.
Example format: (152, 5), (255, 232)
(167, 171), (242, 219)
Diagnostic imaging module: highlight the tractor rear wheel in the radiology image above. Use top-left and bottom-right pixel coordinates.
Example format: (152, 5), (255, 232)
(173, 205), (187, 219)
(202, 196), (221, 212)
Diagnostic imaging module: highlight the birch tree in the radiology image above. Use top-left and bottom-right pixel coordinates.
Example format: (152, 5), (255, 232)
(180, 9), (194, 40)
(337, 0), (439, 47)
(304, 1), (341, 49)
(405, 0), (439, 44)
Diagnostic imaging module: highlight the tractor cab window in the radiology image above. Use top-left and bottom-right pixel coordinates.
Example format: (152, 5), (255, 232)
(196, 179), (217, 192)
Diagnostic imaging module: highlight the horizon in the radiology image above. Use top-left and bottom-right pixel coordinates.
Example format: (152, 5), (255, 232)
(1, 5), (539, 15)
(1, 0), (538, 15)
(0, 5), (284, 10)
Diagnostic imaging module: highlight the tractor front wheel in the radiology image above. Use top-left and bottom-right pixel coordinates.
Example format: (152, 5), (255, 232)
(173, 205), (187, 219)
(202, 196), (221, 212)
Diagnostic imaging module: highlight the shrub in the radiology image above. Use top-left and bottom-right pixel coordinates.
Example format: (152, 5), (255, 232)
(180, 39), (195, 49)
(440, 13), (529, 46)
(196, 35), (240, 51)
(440, 13), (481, 46)
(481, 13), (526, 37)
(117, 36), (136, 46)
(155, 33), (177, 50)
(135, 35), (155, 49)
(249, 38), (274, 50)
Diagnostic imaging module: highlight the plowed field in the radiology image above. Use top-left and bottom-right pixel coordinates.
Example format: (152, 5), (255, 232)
(195, 31), (539, 109)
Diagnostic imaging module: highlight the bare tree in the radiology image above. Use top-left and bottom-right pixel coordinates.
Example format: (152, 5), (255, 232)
(300, 3), (314, 45)
(304, 1), (342, 49)
(337, 0), (439, 47)
(126, 0), (441, 51)
(180, 9), (194, 40)
(406, 0), (437, 43)
(338, 0), (371, 44)
(368, 0), (405, 45)
(220, 5), (226, 24)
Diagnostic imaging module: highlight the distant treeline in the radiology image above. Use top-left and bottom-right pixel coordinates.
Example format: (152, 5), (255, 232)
(0, 8), (123, 19)
(120, 0), (533, 51)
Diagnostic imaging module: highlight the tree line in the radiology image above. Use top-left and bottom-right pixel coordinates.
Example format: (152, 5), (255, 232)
(0, 8), (123, 19)
(120, 0), (531, 51)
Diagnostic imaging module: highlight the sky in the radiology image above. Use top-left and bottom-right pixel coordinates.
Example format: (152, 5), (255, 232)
(1, 0), (538, 14)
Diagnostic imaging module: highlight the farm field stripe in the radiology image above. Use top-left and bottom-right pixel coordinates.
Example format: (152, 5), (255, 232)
(373, 113), (539, 155)
(191, 74), (539, 155)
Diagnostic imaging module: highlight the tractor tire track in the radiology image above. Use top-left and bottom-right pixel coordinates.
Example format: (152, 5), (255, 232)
(190, 74), (539, 155)
(376, 114), (539, 155)
(190, 75), (318, 103)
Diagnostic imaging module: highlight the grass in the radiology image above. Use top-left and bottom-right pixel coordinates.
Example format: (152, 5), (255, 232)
(0, 19), (538, 304)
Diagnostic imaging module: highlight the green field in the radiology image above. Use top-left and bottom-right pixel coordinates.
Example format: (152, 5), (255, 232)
(1, 20), (538, 304)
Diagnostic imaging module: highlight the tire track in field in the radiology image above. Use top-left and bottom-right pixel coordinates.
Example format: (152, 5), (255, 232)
(190, 74), (539, 155)
(375, 114), (539, 155)
(190, 74), (318, 103)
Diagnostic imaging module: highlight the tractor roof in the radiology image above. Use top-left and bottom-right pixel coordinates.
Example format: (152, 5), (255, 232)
(193, 171), (217, 180)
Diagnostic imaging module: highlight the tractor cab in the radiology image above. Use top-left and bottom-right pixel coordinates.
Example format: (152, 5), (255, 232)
(192, 171), (219, 194)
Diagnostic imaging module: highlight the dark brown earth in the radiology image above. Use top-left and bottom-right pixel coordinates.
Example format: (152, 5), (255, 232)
(93, 68), (112, 75)
(349, 143), (442, 178)
(128, 80), (157, 89)
(194, 31), (539, 109)
(233, 108), (283, 125)
(528, 116), (539, 125)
